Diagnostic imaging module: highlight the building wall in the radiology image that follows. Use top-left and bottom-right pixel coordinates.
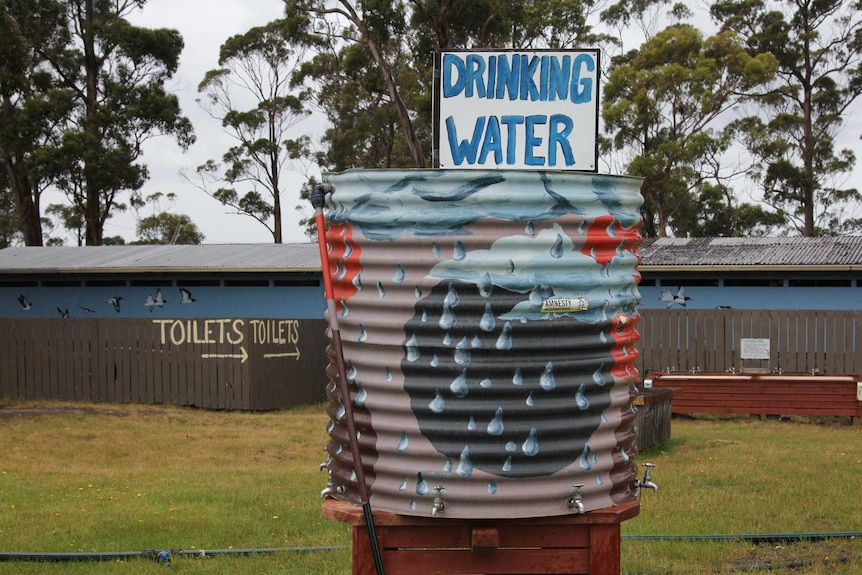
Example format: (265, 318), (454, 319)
(0, 274), (325, 319)
(638, 273), (862, 310)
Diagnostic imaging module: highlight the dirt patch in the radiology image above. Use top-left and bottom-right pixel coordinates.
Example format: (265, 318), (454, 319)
(0, 406), (134, 418)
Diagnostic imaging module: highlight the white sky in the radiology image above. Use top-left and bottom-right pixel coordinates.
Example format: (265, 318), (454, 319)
(82, 0), (862, 244)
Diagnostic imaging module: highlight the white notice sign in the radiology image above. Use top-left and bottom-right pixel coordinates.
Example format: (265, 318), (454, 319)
(740, 338), (770, 360)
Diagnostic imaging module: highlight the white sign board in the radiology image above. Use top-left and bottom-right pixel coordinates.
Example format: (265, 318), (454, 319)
(435, 50), (599, 171)
(740, 338), (770, 360)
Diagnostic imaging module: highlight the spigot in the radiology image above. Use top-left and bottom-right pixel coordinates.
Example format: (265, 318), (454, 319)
(431, 486), (446, 517)
(320, 469), (335, 498)
(567, 483), (585, 514)
(634, 463), (658, 497)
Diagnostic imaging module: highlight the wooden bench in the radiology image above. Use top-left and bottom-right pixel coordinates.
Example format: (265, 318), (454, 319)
(322, 498), (640, 575)
(648, 372), (862, 425)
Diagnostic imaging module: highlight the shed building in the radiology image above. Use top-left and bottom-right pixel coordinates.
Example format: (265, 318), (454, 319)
(638, 236), (862, 310)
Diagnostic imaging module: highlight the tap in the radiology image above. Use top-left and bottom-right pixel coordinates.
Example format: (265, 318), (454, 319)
(320, 470), (335, 498)
(431, 486), (446, 517)
(634, 463), (658, 497)
(567, 483), (585, 514)
(319, 453), (334, 498)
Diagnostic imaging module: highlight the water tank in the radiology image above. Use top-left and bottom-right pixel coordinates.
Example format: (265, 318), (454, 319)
(320, 169), (643, 519)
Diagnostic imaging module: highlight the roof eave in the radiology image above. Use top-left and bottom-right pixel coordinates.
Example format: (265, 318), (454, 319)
(639, 264), (862, 273)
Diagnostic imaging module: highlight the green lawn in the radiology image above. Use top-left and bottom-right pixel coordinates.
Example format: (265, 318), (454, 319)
(0, 402), (859, 574)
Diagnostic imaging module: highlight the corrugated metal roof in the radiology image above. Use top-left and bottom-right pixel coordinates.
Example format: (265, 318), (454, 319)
(639, 237), (862, 268)
(0, 244), (321, 274)
(4, 237), (862, 274)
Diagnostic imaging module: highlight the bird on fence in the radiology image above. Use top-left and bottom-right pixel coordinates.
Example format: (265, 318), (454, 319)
(179, 288), (196, 304)
(107, 296), (123, 313)
(17, 294), (33, 311)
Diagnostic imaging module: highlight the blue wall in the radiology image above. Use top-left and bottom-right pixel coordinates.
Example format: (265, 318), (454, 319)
(639, 278), (862, 310)
(1, 280), (326, 319)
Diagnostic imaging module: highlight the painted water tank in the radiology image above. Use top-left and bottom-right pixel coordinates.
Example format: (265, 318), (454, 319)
(320, 169), (643, 519)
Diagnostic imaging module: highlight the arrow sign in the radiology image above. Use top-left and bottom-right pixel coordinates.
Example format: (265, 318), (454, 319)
(202, 346), (249, 364)
(264, 346), (301, 361)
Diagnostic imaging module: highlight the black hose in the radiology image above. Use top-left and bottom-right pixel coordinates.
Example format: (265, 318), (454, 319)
(1, 532), (859, 563)
(0, 545), (344, 563)
(623, 532), (862, 544)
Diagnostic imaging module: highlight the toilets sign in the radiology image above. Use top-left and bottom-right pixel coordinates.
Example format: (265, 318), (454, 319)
(435, 49), (599, 171)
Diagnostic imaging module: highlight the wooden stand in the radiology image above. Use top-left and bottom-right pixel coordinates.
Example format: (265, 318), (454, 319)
(323, 497), (639, 575)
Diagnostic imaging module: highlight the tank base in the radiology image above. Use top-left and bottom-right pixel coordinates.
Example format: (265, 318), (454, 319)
(322, 498), (640, 575)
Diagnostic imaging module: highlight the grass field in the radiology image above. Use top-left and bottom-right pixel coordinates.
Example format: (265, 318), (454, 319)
(0, 401), (859, 574)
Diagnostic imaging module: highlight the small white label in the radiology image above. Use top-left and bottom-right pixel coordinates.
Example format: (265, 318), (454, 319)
(857, 382), (862, 401)
(541, 297), (589, 313)
(643, 379), (653, 389)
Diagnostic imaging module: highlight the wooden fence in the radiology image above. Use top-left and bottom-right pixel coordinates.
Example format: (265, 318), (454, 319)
(637, 309), (861, 376)
(2, 309), (859, 410)
(0, 318), (329, 410)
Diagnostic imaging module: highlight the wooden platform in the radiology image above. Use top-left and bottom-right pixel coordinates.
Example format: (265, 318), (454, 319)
(650, 372), (862, 425)
(322, 498), (639, 575)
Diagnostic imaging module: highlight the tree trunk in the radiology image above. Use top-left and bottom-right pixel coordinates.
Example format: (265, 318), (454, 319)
(82, 0), (103, 246)
(1, 97), (43, 245)
(364, 35), (426, 168)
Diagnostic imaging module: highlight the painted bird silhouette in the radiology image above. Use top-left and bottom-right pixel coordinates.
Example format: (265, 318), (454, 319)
(107, 296), (123, 313)
(17, 294), (33, 311)
(179, 288), (196, 304)
(660, 286), (691, 309)
(144, 289), (167, 312)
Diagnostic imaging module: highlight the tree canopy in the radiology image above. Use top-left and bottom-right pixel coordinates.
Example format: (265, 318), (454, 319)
(0, 0), (193, 245)
(711, 0), (862, 236)
(193, 17), (314, 243)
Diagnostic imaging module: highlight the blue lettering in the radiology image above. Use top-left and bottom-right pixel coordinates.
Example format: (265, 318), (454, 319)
(539, 55), (550, 101)
(500, 115), (524, 164)
(549, 55), (571, 102)
(465, 54), (487, 98)
(442, 54), (466, 97)
(570, 54), (595, 104)
(446, 116), (485, 165)
(496, 56), (520, 100)
(520, 55), (540, 101)
(548, 115), (575, 166)
(487, 55), (497, 97)
(479, 116), (503, 164)
(524, 115), (546, 166)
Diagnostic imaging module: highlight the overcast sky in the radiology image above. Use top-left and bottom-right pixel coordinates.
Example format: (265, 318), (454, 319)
(93, 1), (862, 244)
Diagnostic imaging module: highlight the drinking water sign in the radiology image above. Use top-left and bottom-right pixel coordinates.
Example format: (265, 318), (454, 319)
(434, 49), (599, 171)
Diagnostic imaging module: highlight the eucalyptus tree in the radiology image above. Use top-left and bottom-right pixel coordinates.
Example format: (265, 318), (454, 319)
(603, 24), (779, 237)
(711, 0), (862, 236)
(0, 0), (70, 245)
(194, 18), (315, 243)
(286, 0), (610, 171)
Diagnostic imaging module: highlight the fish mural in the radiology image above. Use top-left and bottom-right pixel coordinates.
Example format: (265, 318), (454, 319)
(320, 169), (643, 519)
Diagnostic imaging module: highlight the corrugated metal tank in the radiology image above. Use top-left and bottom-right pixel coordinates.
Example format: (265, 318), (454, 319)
(321, 169), (643, 519)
